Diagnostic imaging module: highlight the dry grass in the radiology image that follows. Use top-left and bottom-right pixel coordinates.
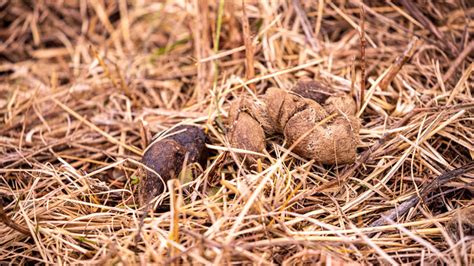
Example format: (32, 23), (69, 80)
(1, 0), (473, 264)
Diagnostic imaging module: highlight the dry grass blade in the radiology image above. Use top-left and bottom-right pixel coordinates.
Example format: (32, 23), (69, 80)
(0, 199), (31, 236)
(358, 6), (366, 108)
(241, 0), (256, 92)
(292, 0), (319, 51)
(399, 0), (458, 56)
(379, 37), (422, 90)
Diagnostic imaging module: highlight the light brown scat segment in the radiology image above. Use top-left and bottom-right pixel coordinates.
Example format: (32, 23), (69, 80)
(284, 113), (360, 164)
(323, 118), (360, 164)
(262, 88), (286, 131)
(278, 93), (307, 133)
(229, 111), (265, 159)
(229, 97), (273, 133)
(324, 94), (357, 116)
(282, 100), (328, 145)
(263, 88), (307, 133)
(301, 99), (329, 122)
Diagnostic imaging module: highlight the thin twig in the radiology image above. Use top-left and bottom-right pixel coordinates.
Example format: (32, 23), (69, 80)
(379, 37), (421, 90)
(292, 0), (319, 51)
(0, 199), (32, 237)
(242, 0), (256, 92)
(358, 6), (366, 110)
(442, 41), (474, 84)
(369, 161), (474, 228)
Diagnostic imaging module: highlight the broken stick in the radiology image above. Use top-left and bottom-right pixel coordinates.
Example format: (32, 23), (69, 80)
(369, 161), (474, 228)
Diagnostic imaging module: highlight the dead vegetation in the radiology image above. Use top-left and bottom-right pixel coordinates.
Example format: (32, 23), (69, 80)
(0, 0), (473, 264)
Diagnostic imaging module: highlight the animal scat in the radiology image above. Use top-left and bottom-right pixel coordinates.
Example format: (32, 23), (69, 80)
(228, 105), (266, 162)
(227, 78), (361, 165)
(291, 78), (333, 104)
(139, 125), (208, 206)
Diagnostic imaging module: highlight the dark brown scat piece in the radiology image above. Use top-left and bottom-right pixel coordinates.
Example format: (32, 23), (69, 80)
(167, 125), (208, 166)
(139, 125), (208, 206)
(291, 78), (333, 104)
